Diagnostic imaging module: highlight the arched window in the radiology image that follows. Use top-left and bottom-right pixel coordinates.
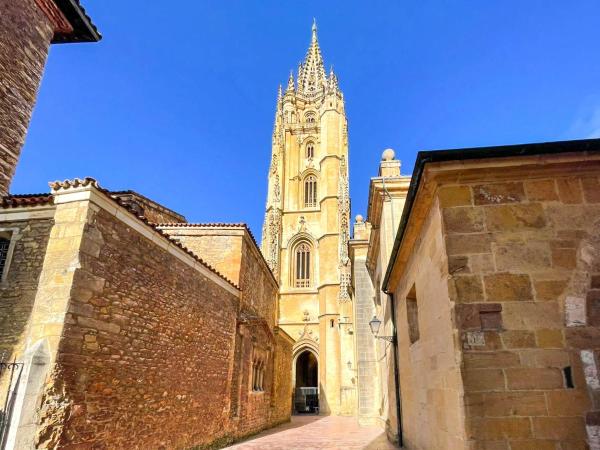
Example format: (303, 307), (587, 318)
(294, 242), (312, 288)
(306, 142), (315, 159)
(304, 175), (317, 208)
(305, 112), (316, 123)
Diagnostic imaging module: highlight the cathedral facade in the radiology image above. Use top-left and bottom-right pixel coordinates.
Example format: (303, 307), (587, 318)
(261, 22), (356, 416)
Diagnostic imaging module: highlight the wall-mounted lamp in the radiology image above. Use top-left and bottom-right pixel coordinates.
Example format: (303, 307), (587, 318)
(369, 316), (395, 343)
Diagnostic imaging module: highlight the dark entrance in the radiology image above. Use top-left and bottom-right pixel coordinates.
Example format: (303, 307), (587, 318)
(293, 350), (319, 414)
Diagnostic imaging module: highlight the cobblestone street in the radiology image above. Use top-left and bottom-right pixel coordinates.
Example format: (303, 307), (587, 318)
(224, 416), (398, 450)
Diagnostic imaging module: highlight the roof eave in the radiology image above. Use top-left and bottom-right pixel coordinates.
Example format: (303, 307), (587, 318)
(382, 137), (600, 293)
(51, 0), (101, 43)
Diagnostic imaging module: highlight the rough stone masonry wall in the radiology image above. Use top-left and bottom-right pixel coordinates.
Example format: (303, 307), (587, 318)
(36, 206), (240, 449)
(271, 330), (293, 425)
(441, 172), (600, 449)
(393, 201), (468, 450)
(0, 216), (53, 359)
(239, 235), (277, 327)
(0, 0), (54, 196)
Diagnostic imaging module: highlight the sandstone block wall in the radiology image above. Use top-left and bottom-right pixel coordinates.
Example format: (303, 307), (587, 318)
(440, 171), (600, 449)
(0, 0), (54, 195)
(0, 216), (53, 359)
(392, 203), (468, 450)
(35, 202), (240, 449)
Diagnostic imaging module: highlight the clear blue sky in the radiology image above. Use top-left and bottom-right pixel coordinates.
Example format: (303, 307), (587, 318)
(13, 1), (600, 237)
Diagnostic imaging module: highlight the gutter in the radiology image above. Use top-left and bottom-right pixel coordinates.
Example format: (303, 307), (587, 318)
(382, 137), (600, 292)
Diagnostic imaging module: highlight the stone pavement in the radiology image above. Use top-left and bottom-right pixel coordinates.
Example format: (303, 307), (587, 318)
(224, 415), (399, 450)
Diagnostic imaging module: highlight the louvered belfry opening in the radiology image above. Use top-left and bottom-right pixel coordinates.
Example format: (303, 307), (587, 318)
(294, 242), (311, 288)
(304, 176), (317, 207)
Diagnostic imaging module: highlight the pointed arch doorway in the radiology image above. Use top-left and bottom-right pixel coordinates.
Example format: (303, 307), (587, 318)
(293, 349), (319, 414)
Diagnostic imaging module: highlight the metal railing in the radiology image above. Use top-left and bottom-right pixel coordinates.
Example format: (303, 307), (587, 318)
(0, 358), (23, 449)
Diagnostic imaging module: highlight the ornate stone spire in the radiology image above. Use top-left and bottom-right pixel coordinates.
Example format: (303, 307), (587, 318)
(297, 20), (326, 97)
(286, 70), (295, 94)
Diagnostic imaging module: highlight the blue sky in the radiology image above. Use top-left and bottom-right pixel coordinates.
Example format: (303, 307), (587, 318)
(13, 1), (600, 237)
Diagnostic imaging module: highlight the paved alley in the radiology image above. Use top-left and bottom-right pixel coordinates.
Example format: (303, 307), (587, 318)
(224, 415), (398, 450)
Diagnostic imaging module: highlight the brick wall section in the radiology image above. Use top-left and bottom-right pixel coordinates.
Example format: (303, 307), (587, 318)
(0, 0), (54, 195)
(36, 206), (240, 449)
(441, 173), (600, 449)
(0, 217), (53, 358)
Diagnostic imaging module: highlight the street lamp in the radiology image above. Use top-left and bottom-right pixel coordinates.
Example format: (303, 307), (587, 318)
(368, 315), (395, 343)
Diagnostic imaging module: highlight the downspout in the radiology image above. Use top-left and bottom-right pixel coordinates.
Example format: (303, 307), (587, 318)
(381, 177), (403, 447)
(387, 292), (403, 447)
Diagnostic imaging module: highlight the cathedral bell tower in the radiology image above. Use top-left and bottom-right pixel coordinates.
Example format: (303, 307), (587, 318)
(261, 21), (356, 416)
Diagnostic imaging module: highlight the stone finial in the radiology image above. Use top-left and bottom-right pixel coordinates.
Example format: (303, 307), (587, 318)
(379, 148), (401, 177)
(382, 148), (395, 161)
(353, 214), (370, 240)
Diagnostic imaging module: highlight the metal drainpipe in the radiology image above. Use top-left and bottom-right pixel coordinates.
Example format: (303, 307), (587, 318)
(387, 291), (403, 447)
(381, 176), (403, 447)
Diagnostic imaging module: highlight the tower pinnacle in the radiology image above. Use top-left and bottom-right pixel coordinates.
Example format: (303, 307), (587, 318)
(297, 20), (326, 97)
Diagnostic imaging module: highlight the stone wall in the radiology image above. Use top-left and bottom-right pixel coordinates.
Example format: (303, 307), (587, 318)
(271, 328), (294, 424)
(350, 240), (379, 425)
(441, 172), (600, 449)
(111, 191), (186, 224)
(392, 201), (467, 450)
(159, 226), (278, 326)
(0, 215), (53, 359)
(0, 0), (54, 195)
(34, 196), (241, 449)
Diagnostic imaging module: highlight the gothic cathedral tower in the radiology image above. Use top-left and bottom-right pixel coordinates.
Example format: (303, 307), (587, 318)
(261, 22), (356, 416)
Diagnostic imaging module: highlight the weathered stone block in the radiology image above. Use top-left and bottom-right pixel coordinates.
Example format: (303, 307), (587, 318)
(509, 441), (557, 450)
(474, 183), (525, 205)
(484, 273), (533, 302)
(446, 233), (494, 256)
(534, 279), (568, 301)
(485, 204), (546, 231)
(551, 248), (576, 269)
(438, 185), (472, 207)
(463, 351), (520, 369)
(463, 369), (506, 392)
(452, 275), (485, 303)
(587, 289), (600, 326)
(532, 416), (586, 440)
(469, 254), (495, 274)
(443, 207), (485, 233)
(546, 390), (591, 416)
(449, 255), (470, 274)
(536, 329), (564, 348)
(502, 303), (561, 330)
(581, 176), (600, 203)
(468, 417), (532, 439)
(565, 296), (587, 327)
(494, 241), (551, 272)
(524, 179), (558, 202)
(481, 392), (547, 417)
(501, 330), (536, 348)
(557, 178), (583, 204)
(505, 368), (563, 390)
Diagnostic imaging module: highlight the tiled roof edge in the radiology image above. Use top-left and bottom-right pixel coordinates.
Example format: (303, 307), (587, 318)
(48, 178), (239, 290)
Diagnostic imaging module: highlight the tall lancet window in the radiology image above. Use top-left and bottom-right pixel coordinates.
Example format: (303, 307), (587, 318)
(306, 142), (315, 159)
(304, 175), (317, 208)
(294, 242), (312, 288)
